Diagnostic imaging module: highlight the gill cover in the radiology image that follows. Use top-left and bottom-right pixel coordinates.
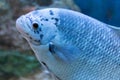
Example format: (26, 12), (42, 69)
(40, 21), (58, 45)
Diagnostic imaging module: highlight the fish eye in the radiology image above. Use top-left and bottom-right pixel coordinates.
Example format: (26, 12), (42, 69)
(32, 23), (39, 30)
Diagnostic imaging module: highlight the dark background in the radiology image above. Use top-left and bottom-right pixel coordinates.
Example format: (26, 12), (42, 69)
(74, 0), (120, 27)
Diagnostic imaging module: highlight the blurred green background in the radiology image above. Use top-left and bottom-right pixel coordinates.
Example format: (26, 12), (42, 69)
(0, 0), (119, 80)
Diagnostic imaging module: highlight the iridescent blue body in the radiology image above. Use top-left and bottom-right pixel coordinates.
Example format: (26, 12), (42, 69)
(16, 8), (120, 80)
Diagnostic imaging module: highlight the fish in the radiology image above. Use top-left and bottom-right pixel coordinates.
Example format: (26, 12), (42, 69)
(16, 8), (120, 80)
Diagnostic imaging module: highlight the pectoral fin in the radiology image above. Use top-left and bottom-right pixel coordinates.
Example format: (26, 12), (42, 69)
(49, 42), (80, 63)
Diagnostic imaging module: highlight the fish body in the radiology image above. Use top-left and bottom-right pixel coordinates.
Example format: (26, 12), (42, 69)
(16, 8), (120, 80)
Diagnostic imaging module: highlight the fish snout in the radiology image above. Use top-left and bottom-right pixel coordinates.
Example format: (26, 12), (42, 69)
(16, 16), (24, 33)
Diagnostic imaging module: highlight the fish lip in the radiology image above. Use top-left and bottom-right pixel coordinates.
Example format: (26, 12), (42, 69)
(16, 15), (31, 36)
(16, 22), (25, 37)
(16, 16), (25, 33)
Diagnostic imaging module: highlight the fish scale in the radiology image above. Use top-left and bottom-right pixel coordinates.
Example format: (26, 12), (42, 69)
(57, 9), (120, 77)
(16, 8), (120, 80)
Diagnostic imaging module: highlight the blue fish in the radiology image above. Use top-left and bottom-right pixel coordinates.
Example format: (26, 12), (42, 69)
(16, 8), (120, 80)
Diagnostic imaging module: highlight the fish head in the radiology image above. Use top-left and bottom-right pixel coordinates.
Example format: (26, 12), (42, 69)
(16, 9), (60, 45)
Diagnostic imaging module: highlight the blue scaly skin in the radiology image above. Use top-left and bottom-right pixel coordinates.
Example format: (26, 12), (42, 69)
(16, 8), (120, 80)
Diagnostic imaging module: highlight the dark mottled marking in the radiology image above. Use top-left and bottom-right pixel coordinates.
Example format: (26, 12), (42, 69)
(45, 19), (48, 21)
(49, 43), (55, 54)
(26, 22), (31, 29)
(34, 30), (40, 34)
(26, 17), (33, 23)
(34, 40), (37, 42)
(42, 61), (46, 66)
(54, 23), (57, 26)
(55, 22), (57, 25)
(40, 34), (43, 39)
(41, 61), (49, 69)
(41, 61), (61, 80)
(55, 76), (61, 80)
(34, 40), (40, 42)
(54, 18), (59, 22)
(51, 17), (54, 20)
(39, 28), (42, 31)
(36, 31), (39, 34)
(26, 17), (33, 30)
(40, 18), (49, 21)
(26, 33), (29, 35)
(51, 17), (59, 26)
(49, 10), (54, 15)
(34, 31), (39, 34)
(29, 37), (32, 40)
(34, 31), (36, 33)
(51, 17), (59, 22)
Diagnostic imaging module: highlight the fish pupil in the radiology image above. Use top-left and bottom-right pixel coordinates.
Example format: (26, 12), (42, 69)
(33, 23), (39, 30)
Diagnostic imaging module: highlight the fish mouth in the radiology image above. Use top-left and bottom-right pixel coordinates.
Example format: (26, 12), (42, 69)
(16, 16), (27, 34)
(16, 16), (41, 46)
(16, 15), (31, 34)
(16, 18), (24, 33)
